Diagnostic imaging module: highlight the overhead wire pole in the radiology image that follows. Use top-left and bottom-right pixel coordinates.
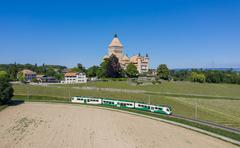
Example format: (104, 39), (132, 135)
(68, 85), (71, 100)
(195, 99), (198, 119)
(24, 83), (29, 100)
(65, 84), (71, 102)
(148, 95), (151, 105)
(64, 84), (68, 100)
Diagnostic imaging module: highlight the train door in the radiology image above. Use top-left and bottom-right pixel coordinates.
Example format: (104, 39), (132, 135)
(117, 102), (120, 107)
(150, 106), (155, 112)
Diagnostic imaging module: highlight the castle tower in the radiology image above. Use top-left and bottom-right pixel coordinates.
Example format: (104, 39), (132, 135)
(103, 34), (149, 73)
(108, 34), (124, 59)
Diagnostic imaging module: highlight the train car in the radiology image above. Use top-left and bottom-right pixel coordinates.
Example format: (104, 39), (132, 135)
(71, 96), (85, 103)
(85, 97), (102, 105)
(116, 100), (135, 108)
(71, 96), (102, 105)
(134, 102), (151, 111)
(102, 98), (118, 106)
(135, 103), (172, 115)
(162, 106), (172, 115)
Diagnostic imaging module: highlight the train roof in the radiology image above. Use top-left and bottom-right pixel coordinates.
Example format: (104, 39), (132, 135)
(104, 98), (134, 103)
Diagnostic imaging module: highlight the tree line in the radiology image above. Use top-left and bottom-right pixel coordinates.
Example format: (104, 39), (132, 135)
(1, 57), (240, 84)
(166, 66), (240, 84)
(0, 55), (139, 81)
(0, 63), (66, 81)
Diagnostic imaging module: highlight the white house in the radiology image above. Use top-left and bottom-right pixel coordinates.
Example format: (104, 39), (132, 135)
(64, 72), (87, 84)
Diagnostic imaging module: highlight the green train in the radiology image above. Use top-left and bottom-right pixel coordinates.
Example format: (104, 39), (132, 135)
(71, 96), (172, 115)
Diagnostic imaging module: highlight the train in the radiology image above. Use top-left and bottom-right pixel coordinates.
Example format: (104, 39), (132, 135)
(71, 96), (172, 115)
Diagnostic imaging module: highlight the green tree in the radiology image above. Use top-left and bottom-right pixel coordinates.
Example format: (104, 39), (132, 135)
(0, 71), (14, 104)
(87, 66), (99, 77)
(126, 63), (138, 78)
(0, 71), (8, 79)
(97, 59), (109, 78)
(8, 62), (18, 80)
(157, 64), (170, 80)
(46, 67), (56, 76)
(70, 63), (87, 73)
(17, 72), (25, 82)
(191, 72), (206, 83)
(77, 63), (86, 73)
(54, 73), (64, 80)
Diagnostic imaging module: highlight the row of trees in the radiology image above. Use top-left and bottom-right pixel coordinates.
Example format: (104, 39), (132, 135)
(0, 63), (66, 81)
(1, 57), (240, 84)
(159, 66), (240, 84)
(0, 55), (139, 82)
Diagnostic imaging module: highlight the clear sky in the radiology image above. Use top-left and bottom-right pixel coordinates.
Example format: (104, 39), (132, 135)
(0, 0), (240, 69)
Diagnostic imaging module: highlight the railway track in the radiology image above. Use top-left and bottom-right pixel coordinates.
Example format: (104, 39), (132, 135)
(171, 114), (240, 135)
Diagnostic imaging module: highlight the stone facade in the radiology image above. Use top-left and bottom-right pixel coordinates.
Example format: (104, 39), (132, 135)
(103, 34), (150, 73)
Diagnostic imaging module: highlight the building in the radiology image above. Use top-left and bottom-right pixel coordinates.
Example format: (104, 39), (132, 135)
(19, 69), (37, 82)
(36, 75), (59, 83)
(103, 34), (150, 73)
(148, 69), (157, 76)
(64, 72), (87, 84)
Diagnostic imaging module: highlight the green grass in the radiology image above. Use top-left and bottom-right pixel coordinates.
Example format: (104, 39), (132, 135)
(12, 82), (240, 129)
(11, 96), (240, 142)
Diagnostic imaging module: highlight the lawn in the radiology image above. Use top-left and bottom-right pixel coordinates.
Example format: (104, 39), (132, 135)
(12, 81), (240, 129)
(56, 81), (240, 99)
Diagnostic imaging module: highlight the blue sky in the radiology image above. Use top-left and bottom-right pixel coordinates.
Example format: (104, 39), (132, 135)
(0, 0), (240, 69)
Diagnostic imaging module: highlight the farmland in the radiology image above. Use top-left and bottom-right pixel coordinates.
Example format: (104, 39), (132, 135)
(12, 81), (240, 130)
(0, 102), (238, 148)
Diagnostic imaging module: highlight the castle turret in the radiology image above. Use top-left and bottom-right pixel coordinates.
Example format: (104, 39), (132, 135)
(108, 34), (124, 58)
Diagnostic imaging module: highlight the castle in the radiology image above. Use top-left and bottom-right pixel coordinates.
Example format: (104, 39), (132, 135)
(103, 34), (149, 74)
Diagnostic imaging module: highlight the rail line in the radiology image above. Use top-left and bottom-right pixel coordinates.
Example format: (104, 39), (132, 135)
(171, 114), (240, 135)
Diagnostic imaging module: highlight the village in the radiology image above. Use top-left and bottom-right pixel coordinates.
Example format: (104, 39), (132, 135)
(12, 34), (153, 84)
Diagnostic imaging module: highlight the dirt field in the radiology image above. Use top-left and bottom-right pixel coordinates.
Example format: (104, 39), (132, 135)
(0, 103), (237, 148)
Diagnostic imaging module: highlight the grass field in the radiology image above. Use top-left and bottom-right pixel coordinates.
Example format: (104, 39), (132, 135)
(12, 81), (240, 129)
(58, 81), (240, 99)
